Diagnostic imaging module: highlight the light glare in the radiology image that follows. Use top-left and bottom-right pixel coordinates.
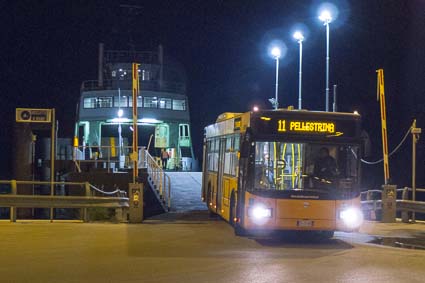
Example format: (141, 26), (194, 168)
(293, 31), (304, 41)
(271, 47), (281, 59)
(340, 207), (363, 229)
(319, 10), (332, 23)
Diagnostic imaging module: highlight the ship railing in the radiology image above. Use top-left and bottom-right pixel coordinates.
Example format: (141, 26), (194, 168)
(73, 145), (147, 173)
(104, 50), (158, 64)
(80, 79), (186, 94)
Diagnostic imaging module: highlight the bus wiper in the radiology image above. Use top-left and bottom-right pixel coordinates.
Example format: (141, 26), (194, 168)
(326, 131), (344, 138)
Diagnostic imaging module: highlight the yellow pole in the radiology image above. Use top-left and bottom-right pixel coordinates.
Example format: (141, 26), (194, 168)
(132, 63), (140, 183)
(50, 108), (55, 222)
(376, 69), (390, 184)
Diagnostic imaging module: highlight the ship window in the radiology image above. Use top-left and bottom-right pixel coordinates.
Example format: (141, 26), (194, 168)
(128, 96), (143, 107)
(141, 70), (150, 81)
(144, 97), (158, 108)
(83, 97), (97, 109)
(97, 97), (113, 108)
(159, 98), (172, 109)
(173, 99), (186, 111)
(114, 96), (128, 107)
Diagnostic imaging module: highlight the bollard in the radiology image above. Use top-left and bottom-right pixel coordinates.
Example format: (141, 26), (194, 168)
(401, 187), (410, 223)
(381, 184), (397, 223)
(10, 180), (17, 222)
(129, 183), (143, 223)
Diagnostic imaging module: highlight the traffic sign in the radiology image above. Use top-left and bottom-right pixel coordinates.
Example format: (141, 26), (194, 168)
(16, 108), (52, 123)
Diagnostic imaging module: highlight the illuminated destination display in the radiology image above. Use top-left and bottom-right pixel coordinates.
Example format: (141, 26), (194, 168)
(250, 112), (360, 139)
(277, 119), (335, 133)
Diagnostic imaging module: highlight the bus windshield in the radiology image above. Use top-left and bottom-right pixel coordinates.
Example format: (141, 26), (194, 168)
(254, 142), (359, 191)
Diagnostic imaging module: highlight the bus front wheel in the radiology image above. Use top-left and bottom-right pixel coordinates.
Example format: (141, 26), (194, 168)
(230, 193), (246, 236)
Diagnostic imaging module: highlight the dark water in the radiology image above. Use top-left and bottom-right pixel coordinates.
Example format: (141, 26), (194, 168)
(369, 234), (425, 250)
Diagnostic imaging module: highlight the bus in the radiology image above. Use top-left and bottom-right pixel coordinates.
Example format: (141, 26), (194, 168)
(201, 109), (363, 237)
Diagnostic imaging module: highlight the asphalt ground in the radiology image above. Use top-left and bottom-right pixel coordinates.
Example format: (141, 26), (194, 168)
(0, 212), (425, 283)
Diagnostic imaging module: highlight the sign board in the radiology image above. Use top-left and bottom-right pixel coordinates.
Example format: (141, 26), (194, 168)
(16, 108), (52, 123)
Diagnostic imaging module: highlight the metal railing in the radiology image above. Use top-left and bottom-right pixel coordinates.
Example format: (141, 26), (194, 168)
(73, 146), (171, 210)
(74, 145), (141, 173)
(145, 151), (171, 210)
(361, 187), (425, 222)
(0, 180), (128, 222)
(81, 79), (186, 94)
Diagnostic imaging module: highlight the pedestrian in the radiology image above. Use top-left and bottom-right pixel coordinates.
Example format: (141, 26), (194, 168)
(161, 148), (169, 170)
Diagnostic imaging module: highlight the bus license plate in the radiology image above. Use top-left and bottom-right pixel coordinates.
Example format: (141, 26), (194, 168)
(297, 220), (314, 227)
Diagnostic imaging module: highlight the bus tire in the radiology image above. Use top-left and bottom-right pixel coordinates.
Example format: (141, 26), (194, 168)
(206, 185), (215, 217)
(229, 192), (236, 227)
(319, 231), (334, 239)
(234, 223), (247, 237)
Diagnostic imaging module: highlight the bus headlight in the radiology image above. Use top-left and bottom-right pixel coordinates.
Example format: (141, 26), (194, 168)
(249, 205), (272, 220)
(339, 207), (363, 229)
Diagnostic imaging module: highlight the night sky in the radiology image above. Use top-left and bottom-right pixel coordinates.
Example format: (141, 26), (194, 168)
(1, 0), (424, 188)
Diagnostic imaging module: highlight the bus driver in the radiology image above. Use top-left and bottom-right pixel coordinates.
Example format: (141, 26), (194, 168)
(314, 147), (338, 180)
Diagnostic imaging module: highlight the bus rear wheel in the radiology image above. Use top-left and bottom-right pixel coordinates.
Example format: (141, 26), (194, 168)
(229, 193), (236, 227)
(206, 186), (216, 217)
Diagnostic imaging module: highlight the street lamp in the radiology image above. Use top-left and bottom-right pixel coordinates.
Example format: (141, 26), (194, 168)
(117, 88), (123, 160)
(293, 31), (304, 110)
(319, 9), (333, 112)
(270, 46), (281, 110)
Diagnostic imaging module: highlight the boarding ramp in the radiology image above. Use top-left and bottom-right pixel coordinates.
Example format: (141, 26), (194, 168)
(166, 172), (205, 212)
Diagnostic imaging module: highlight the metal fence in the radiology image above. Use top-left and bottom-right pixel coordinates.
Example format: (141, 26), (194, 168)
(0, 180), (128, 222)
(361, 187), (425, 222)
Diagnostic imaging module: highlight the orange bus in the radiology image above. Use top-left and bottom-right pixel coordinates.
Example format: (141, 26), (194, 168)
(202, 109), (363, 237)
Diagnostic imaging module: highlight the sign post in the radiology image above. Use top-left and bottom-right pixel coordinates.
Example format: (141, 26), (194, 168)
(376, 69), (390, 185)
(132, 63), (140, 184)
(128, 63), (143, 223)
(411, 120), (421, 222)
(16, 108), (55, 221)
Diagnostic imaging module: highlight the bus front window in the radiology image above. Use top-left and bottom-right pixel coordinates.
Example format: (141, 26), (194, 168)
(254, 142), (359, 191)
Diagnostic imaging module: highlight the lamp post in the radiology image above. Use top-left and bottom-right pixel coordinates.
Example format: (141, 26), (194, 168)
(271, 47), (281, 110)
(293, 31), (304, 110)
(117, 88), (123, 159)
(319, 10), (332, 112)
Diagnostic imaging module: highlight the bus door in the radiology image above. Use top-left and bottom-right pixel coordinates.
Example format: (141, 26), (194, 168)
(216, 138), (226, 212)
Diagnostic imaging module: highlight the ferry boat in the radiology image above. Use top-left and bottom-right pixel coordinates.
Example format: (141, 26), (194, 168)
(76, 44), (197, 171)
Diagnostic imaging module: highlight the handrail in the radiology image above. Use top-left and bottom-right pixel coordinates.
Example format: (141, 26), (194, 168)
(144, 150), (171, 210)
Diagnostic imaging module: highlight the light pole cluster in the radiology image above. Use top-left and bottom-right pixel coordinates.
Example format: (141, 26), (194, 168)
(268, 4), (336, 112)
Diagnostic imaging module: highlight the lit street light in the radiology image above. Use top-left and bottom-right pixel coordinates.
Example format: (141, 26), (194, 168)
(270, 46), (281, 110)
(118, 88), (123, 159)
(293, 31), (304, 110)
(319, 9), (333, 112)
